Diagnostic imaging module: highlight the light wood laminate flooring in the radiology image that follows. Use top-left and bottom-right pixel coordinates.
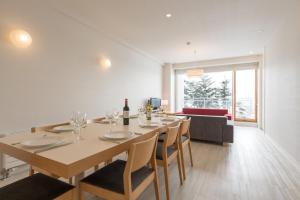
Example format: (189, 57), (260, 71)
(1, 127), (299, 200)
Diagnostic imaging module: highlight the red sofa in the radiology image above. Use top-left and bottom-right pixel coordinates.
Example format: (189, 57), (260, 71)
(177, 108), (232, 120)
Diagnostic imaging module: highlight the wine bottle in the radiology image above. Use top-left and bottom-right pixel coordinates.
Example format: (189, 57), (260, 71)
(123, 98), (129, 125)
(146, 100), (152, 120)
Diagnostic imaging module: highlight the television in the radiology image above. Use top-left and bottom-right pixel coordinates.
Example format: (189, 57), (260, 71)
(150, 98), (161, 110)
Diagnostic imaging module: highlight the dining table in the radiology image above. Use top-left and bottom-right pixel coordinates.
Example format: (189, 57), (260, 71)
(0, 115), (184, 199)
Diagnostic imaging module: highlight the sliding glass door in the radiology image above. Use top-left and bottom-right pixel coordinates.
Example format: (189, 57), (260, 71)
(175, 65), (258, 123)
(234, 68), (257, 122)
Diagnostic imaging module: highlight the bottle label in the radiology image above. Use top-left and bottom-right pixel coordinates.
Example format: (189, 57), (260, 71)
(123, 111), (129, 118)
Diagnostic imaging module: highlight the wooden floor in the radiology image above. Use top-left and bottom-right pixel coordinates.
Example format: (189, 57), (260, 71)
(1, 126), (300, 200)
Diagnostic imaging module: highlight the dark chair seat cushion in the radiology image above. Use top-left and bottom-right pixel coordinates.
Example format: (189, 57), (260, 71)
(81, 160), (152, 194)
(156, 142), (176, 160)
(158, 132), (166, 142)
(158, 133), (188, 143)
(0, 173), (74, 200)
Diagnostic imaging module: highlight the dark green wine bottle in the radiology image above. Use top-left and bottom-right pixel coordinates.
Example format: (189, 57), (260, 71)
(123, 98), (129, 125)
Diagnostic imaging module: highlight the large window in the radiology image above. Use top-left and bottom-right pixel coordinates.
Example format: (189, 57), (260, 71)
(175, 65), (258, 122)
(184, 71), (233, 113)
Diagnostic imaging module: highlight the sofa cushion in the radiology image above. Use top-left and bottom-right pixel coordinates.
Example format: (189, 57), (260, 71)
(182, 108), (228, 116)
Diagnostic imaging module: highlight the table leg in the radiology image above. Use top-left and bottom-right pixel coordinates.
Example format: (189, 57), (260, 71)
(74, 172), (84, 200)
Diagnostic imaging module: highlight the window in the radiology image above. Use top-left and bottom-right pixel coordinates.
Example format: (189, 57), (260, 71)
(183, 71), (233, 113)
(234, 69), (257, 121)
(175, 64), (258, 122)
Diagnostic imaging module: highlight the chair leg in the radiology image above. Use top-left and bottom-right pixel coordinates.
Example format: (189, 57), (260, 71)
(179, 143), (186, 180)
(29, 166), (34, 176)
(153, 167), (161, 200)
(188, 141), (194, 167)
(176, 153), (183, 185)
(163, 161), (170, 200)
(80, 189), (85, 200)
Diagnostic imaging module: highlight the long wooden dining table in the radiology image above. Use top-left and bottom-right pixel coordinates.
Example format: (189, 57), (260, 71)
(0, 116), (184, 199)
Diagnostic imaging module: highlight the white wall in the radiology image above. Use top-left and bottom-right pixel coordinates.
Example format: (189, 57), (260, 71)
(264, 3), (300, 163)
(0, 0), (162, 133)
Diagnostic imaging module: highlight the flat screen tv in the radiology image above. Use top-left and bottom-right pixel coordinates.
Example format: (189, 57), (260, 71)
(150, 98), (161, 110)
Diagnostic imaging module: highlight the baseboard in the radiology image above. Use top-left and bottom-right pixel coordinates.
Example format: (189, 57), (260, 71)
(265, 134), (300, 173)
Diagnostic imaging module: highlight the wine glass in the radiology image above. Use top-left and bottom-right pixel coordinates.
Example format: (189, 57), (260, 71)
(105, 110), (114, 133)
(138, 106), (145, 125)
(112, 109), (120, 126)
(71, 111), (87, 142)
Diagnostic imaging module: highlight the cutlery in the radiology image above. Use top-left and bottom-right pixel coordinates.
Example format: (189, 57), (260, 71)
(33, 141), (73, 153)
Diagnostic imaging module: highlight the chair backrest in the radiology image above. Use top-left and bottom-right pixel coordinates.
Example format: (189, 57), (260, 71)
(126, 134), (158, 172)
(179, 118), (191, 137)
(123, 134), (158, 196)
(164, 123), (181, 147)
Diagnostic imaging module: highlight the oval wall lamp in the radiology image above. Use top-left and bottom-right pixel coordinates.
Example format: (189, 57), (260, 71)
(9, 29), (32, 48)
(99, 57), (112, 69)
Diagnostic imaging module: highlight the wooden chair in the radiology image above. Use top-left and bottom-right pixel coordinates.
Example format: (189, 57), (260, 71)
(79, 134), (160, 200)
(0, 173), (75, 200)
(156, 124), (183, 200)
(178, 118), (194, 180)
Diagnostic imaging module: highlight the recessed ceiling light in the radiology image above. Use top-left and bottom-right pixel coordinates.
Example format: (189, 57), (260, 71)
(249, 51), (254, 55)
(166, 13), (172, 18)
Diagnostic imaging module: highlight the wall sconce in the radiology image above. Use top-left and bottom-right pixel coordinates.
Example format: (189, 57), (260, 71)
(10, 29), (32, 48)
(99, 57), (112, 69)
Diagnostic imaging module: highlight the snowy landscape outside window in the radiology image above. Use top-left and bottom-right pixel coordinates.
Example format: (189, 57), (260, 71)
(184, 71), (233, 114)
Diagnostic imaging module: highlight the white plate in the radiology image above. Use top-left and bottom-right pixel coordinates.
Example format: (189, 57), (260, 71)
(21, 137), (61, 148)
(139, 121), (160, 128)
(103, 131), (134, 140)
(52, 125), (74, 132)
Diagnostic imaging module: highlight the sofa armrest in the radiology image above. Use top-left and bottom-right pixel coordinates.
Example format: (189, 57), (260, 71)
(224, 114), (232, 120)
(223, 122), (234, 143)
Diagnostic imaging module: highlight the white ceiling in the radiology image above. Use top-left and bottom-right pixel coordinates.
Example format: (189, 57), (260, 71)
(50, 0), (297, 64)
